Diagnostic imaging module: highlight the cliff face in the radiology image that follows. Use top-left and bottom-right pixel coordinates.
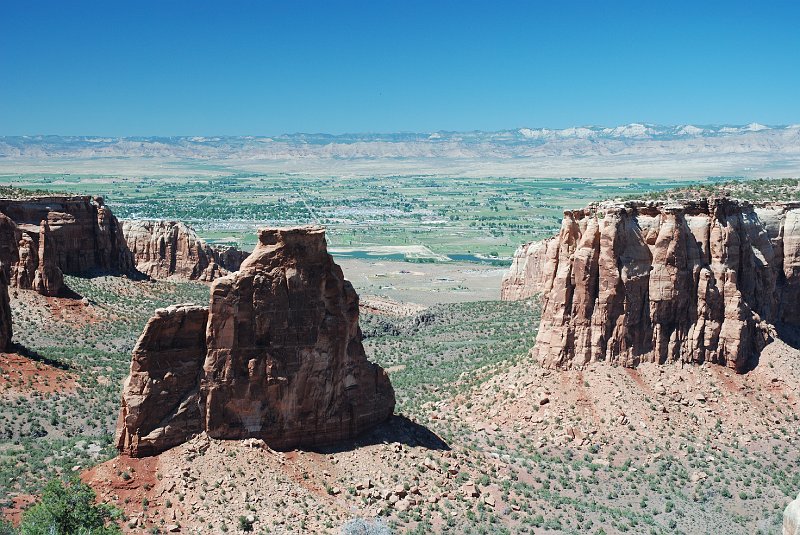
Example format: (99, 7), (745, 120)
(500, 238), (557, 301)
(0, 265), (11, 351)
(116, 226), (395, 457)
(115, 305), (208, 457)
(506, 198), (800, 372)
(0, 195), (134, 296)
(123, 220), (248, 282)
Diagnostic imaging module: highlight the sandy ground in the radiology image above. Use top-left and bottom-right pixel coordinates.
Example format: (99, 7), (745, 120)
(337, 258), (505, 306)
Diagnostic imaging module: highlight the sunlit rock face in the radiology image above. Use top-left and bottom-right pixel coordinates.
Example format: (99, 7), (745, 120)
(123, 220), (248, 282)
(501, 238), (557, 301)
(116, 226), (395, 457)
(115, 304), (209, 457)
(509, 198), (800, 372)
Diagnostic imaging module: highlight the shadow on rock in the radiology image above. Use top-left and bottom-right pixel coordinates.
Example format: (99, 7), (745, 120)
(775, 323), (800, 350)
(310, 415), (450, 454)
(70, 267), (149, 282)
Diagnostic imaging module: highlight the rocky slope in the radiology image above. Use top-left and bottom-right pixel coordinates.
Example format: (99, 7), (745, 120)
(504, 198), (800, 372)
(122, 220), (248, 282)
(0, 195), (133, 296)
(115, 226), (395, 457)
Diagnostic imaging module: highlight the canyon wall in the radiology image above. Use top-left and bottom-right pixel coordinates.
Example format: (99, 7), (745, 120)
(116, 226), (395, 457)
(0, 195), (134, 296)
(0, 266), (11, 351)
(123, 220), (249, 282)
(500, 238), (556, 301)
(505, 198), (800, 372)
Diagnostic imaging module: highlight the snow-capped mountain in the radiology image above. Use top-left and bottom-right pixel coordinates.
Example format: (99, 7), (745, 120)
(1, 124), (798, 165)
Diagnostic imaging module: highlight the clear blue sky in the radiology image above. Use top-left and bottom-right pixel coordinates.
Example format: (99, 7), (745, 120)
(1, 0), (798, 136)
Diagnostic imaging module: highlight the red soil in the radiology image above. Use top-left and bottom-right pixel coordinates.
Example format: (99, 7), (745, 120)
(0, 352), (76, 394)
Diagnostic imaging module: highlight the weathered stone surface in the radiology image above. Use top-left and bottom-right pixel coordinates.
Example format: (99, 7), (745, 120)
(501, 237), (557, 301)
(0, 195), (134, 295)
(516, 198), (800, 372)
(786, 492), (800, 535)
(115, 305), (208, 457)
(203, 226), (395, 449)
(214, 245), (248, 274)
(33, 221), (63, 297)
(12, 233), (37, 290)
(115, 226), (395, 457)
(123, 220), (248, 281)
(0, 264), (11, 351)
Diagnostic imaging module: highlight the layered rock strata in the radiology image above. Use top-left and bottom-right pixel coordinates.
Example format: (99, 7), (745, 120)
(115, 305), (208, 457)
(0, 195), (133, 295)
(116, 226), (395, 457)
(123, 220), (248, 282)
(0, 265), (11, 351)
(500, 238), (556, 300)
(506, 198), (800, 372)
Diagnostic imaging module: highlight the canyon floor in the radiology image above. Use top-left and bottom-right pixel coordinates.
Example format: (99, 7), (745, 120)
(1, 257), (799, 534)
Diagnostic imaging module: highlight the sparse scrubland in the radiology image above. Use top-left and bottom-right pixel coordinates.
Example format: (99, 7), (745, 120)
(628, 177), (800, 202)
(1, 176), (799, 534)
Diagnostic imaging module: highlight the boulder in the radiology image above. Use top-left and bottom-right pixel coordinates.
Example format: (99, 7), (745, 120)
(115, 226), (395, 456)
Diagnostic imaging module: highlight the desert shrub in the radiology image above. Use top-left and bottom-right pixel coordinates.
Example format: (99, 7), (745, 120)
(19, 477), (121, 535)
(340, 517), (393, 535)
(0, 516), (16, 535)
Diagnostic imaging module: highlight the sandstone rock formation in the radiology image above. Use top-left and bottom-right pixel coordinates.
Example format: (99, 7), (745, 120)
(123, 220), (248, 282)
(0, 265), (11, 351)
(0, 195), (133, 296)
(500, 238), (556, 300)
(116, 226), (395, 457)
(506, 198), (800, 372)
(115, 305), (208, 457)
(786, 492), (800, 535)
(33, 221), (63, 296)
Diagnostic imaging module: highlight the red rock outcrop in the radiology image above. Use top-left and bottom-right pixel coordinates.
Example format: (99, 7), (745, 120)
(115, 226), (395, 457)
(0, 195), (134, 295)
(33, 221), (63, 297)
(115, 305), (208, 457)
(214, 244), (248, 273)
(0, 266), (11, 351)
(509, 199), (800, 372)
(123, 220), (248, 282)
(500, 237), (557, 300)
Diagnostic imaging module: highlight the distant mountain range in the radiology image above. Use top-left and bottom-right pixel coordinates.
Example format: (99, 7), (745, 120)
(2, 124), (799, 161)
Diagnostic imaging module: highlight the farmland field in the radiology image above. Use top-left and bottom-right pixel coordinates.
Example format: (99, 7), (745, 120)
(0, 165), (732, 262)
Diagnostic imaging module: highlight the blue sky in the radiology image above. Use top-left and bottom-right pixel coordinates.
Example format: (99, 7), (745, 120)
(1, 0), (798, 135)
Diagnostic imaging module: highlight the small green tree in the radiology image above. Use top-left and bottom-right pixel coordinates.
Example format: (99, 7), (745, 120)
(19, 478), (121, 535)
(0, 516), (17, 535)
